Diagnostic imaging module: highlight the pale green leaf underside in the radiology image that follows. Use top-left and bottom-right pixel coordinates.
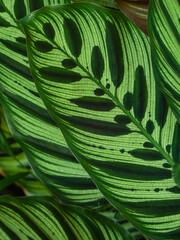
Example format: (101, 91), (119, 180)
(0, 196), (133, 240)
(148, 0), (180, 123)
(0, 0), (108, 208)
(22, 3), (180, 239)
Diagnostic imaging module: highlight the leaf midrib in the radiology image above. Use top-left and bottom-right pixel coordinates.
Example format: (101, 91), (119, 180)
(23, 11), (173, 166)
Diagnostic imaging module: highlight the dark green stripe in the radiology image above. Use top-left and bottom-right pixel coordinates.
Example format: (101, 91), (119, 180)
(44, 175), (97, 189)
(91, 46), (104, 80)
(60, 115), (132, 136)
(0, 221), (20, 240)
(105, 19), (124, 88)
(153, 61), (180, 101)
(29, 0), (44, 12)
(93, 88), (105, 96)
(62, 59), (77, 69)
(114, 115), (131, 124)
(28, 200), (75, 239)
(0, 53), (31, 78)
(34, 41), (53, 52)
(133, 66), (148, 121)
(0, 16), (10, 27)
(63, 17), (82, 58)
(39, 67), (82, 83)
(23, 135), (74, 158)
(143, 142), (154, 148)
(0, 39), (27, 57)
(155, 89), (168, 127)
(16, 37), (26, 44)
(159, 1), (179, 43)
(14, 0), (26, 20)
(146, 120), (155, 134)
(121, 199), (180, 216)
(43, 23), (55, 40)
(0, 204), (48, 239)
(70, 96), (115, 111)
(123, 92), (133, 111)
(1, 88), (55, 126)
(129, 149), (163, 160)
(0, 2), (5, 12)
(84, 158), (171, 181)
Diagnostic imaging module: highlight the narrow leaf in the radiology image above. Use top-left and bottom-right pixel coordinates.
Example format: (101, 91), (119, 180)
(148, 0), (180, 122)
(0, 172), (28, 192)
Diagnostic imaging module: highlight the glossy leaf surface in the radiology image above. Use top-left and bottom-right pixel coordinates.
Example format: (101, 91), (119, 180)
(0, 196), (133, 240)
(148, 0), (180, 122)
(22, 3), (180, 239)
(0, 0), (108, 208)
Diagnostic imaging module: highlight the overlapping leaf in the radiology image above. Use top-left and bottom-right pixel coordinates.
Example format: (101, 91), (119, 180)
(73, 0), (119, 9)
(0, 196), (133, 240)
(0, 136), (51, 196)
(22, 3), (180, 239)
(102, 209), (145, 240)
(115, 0), (149, 35)
(148, 0), (180, 122)
(0, 106), (50, 196)
(0, 0), (108, 208)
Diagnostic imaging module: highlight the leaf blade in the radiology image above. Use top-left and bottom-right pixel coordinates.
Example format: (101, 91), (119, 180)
(0, 0), (108, 208)
(22, 3), (180, 239)
(148, 0), (180, 122)
(0, 196), (133, 240)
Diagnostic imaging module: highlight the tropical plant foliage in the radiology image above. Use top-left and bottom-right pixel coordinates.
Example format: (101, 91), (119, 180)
(0, 0), (179, 239)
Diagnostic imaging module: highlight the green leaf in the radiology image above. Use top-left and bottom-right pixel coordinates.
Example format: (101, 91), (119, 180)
(148, 0), (180, 122)
(102, 209), (145, 240)
(73, 0), (119, 9)
(0, 196), (133, 240)
(0, 129), (13, 156)
(0, 106), (51, 196)
(0, 172), (29, 192)
(22, 3), (180, 239)
(0, 0), (108, 208)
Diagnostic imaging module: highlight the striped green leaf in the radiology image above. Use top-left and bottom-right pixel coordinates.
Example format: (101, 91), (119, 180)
(148, 0), (180, 122)
(73, 0), (119, 9)
(0, 106), (51, 196)
(0, 196), (133, 240)
(102, 210), (145, 240)
(22, 3), (180, 239)
(0, 0), (108, 208)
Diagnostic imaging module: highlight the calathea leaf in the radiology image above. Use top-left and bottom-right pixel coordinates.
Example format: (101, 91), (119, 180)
(0, 196), (133, 240)
(148, 0), (180, 123)
(115, 0), (149, 35)
(22, 3), (180, 239)
(73, 0), (119, 9)
(0, 105), (51, 196)
(0, 0), (108, 208)
(148, 0), (180, 187)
